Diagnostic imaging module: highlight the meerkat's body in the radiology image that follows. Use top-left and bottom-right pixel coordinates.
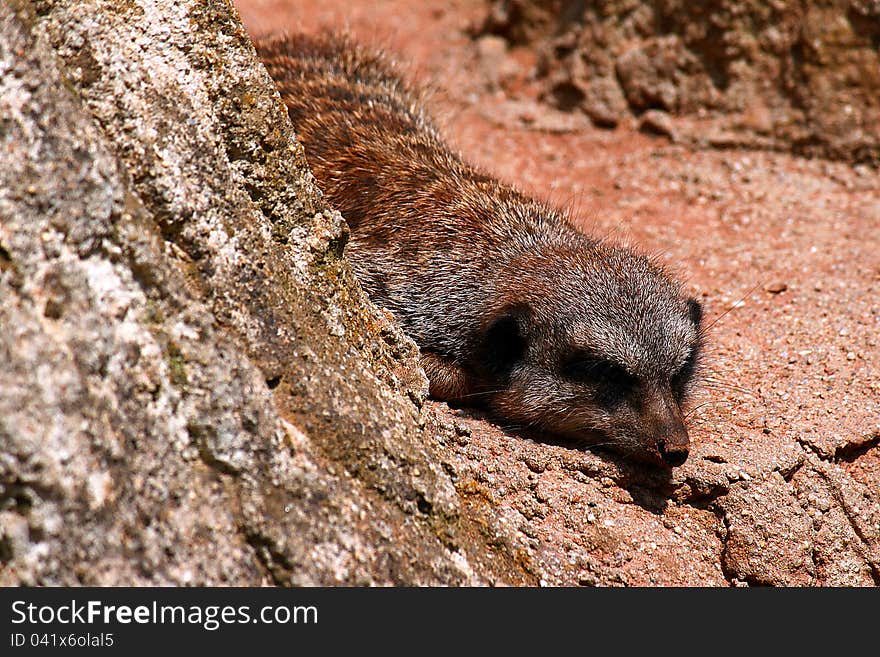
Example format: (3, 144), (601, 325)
(257, 33), (703, 467)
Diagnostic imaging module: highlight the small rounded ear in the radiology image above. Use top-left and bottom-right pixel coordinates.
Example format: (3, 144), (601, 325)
(479, 307), (529, 381)
(686, 298), (703, 326)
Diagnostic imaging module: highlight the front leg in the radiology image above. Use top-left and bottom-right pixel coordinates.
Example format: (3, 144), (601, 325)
(420, 352), (474, 403)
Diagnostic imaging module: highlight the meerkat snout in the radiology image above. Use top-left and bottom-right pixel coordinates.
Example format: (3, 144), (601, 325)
(635, 382), (691, 466)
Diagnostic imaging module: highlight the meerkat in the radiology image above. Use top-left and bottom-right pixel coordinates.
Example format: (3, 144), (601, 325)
(257, 33), (704, 467)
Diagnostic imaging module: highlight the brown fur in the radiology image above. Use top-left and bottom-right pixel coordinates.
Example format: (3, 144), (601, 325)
(257, 33), (704, 467)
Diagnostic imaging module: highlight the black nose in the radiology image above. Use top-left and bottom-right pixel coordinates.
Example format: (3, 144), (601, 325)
(658, 441), (689, 467)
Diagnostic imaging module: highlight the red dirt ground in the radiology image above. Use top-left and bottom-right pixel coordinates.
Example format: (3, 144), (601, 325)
(235, 0), (879, 585)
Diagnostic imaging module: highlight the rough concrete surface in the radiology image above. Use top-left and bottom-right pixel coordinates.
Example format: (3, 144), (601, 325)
(1, 0), (877, 587)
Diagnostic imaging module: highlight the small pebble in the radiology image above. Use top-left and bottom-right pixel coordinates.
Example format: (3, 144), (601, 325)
(639, 110), (677, 141)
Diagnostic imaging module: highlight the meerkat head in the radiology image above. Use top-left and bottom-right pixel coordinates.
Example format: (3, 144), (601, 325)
(477, 242), (703, 467)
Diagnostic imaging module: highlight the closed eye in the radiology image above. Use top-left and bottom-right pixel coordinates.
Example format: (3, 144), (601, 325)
(562, 353), (636, 391)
